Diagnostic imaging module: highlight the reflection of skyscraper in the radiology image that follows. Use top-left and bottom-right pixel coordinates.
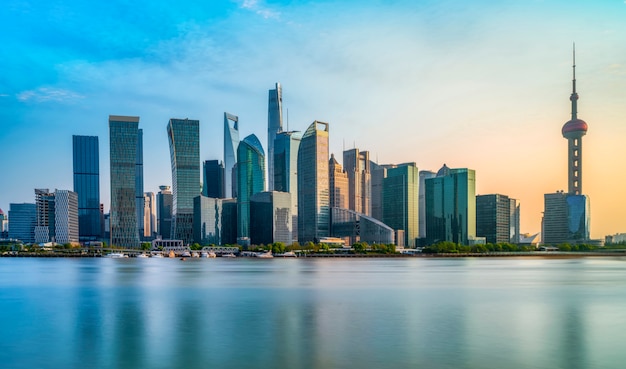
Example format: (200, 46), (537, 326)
(168, 118), (200, 245)
(157, 185), (173, 239)
(274, 131), (301, 242)
(298, 121), (330, 243)
(72, 135), (101, 241)
(109, 115), (140, 248)
(224, 113), (239, 199)
(236, 134), (265, 245)
(268, 82), (283, 191)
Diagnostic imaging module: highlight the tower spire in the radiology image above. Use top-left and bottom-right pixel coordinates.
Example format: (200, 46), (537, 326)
(570, 43), (578, 120)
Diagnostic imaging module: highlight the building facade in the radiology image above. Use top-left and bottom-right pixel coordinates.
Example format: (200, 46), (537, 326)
(34, 189), (55, 243)
(167, 118), (200, 245)
(136, 129), (145, 239)
(193, 195), (223, 246)
(382, 163), (418, 247)
(202, 160), (225, 199)
(156, 185), (173, 239)
(236, 134), (266, 245)
(297, 121), (330, 243)
(425, 165), (476, 245)
(109, 115), (141, 248)
(542, 192), (590, 245)
(0, 209), (7, 238)
(329, 154), (349, 209)
(273, 131), (301, 242)
(476, 194), (511, 244)
(54, 190), (79, 244)
(72, 135), (101, 241)
(8, 203), (36, 243)
(250, 191), (292, 245)
(418, 170), (436, 240)
(343, 148), (371, 216)
(223, 112), (239, 198)
(267, 82), (283, 191)
(143, 192), (156, 239)
(330, 207), (394, 245)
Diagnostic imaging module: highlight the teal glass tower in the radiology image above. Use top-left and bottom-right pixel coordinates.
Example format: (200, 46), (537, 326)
(109, 115), (140, 248)
(267, 82), (283, 191)
(382, 162), (418, 247)
(425, 165), (476, 245)
(274, 130), (301, 242)
(72, 135), (100, 241)
(168, 118), (200, 245)
(236, 134), (265, 245)
(297, 121), (330, 243)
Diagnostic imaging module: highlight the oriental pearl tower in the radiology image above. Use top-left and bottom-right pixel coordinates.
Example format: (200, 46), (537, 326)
(562, 45), (588, 196)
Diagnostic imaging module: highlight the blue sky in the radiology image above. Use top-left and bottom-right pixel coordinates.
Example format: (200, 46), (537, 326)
(1, 0), (626, 238)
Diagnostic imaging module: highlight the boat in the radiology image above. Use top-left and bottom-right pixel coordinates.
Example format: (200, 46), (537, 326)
(222, 253), (236, 258)
(191, 252), (200, 258)
(281, 251), (297, 257)
(151, 253), (164, 258)
(105, 253), (128, 258)
(181, 251), (191, 258)
(136, 253), (149, 258)
(257, 251), (273, 258)
(168, 250), (175, 258)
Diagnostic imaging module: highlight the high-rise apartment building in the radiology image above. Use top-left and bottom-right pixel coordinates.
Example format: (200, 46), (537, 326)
(236, 134), (265, 245)
(34, 189), (55, 243)
(143, 192), (156, 239)
(167, 118), (200, 245)
(8, 203), (36, 243)
(418, 170), (436, 240)
(54, 190), (79, 244)
(223, 112), (239, 198)
(382, 163), (419, 247)
(425, 164), (476, 245)
(343, 148), (371, 215)
(476, 194), (512, 244)
(267, 82), (283, 191)
(157, 185), (173, 239)
(274, 131), (301, 242)
(109, 115), (140, 248)
(329, 154), (349, 209)
(72, 135), (101, 241)
(202, 160), (225, 199)
(297, 121), (330, 243)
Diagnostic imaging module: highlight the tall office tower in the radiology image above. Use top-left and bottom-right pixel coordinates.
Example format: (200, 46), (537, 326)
(543, 47), (591, 245)
(136, 129), (145, 239)
(54, 190), (79, 244)
(382, 163), (419, 247)
(202, 160), (225, 198)
(297, 121), (330, 243)
(425, 164), (476, 245)
(224, 112), (240, 198)
(72, 135), (101, 241)
(0, 209), (7, 237)
(168, 118), (200, 245)
(343, 148), (371, 215)
(193, 195), (223, 245)
(370, 162), (395, 222)
(250, 191), (292, 245)
(8, 203), (36, 243)
(274, 131), (301, 242)
(109, 115), (140, 248)
(221, 199), (238, 245)
(236, 134), (265, 245)
(418, 170), (436, 240)
(143, 192), (156, 239)
(267, 82), (283, 191)
(156, 185), (173, 239)
(510, 198), (521, 243)
(34, 189), (55, 243)
(329, 154), (349, 209)
(476, 194), (512, 244)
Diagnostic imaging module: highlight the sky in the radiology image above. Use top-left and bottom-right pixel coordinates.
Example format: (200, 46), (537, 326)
(1, 0), (625, 239)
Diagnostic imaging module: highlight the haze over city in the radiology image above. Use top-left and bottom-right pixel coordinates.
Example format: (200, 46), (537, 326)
(1, 0), (625, 239)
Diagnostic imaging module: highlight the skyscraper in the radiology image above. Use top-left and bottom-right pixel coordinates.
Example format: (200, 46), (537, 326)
(136, 129), (145, 239)
(425, 164), (476, 245)
(267, 82), (283, 191)
(274, 131), (301, 242)
(34, 188), (55, 243)
(8, 203), (36, 243)
(109, 115), (140, 248)
(0, 209), (8, 238)
(72, 135), (101, 241)
(370, 162), (394, 222)
(157, 185), (173, 239)
(54, 190), (79, 244)
(250, 191), (291, 245)
(193, 195), (223, 245)
(329, 154), (349, 209)
(202, 160), (225, 198)
(223, 112), (239, 199)
(297, 121), (330, 243)
(167, 118), (200, 245)
(143, 192), (156, 239)
(382, 163), (419, 247)
(418, 170), (436, 240)
(476, 194), (512, 244)
(236, 134), (265, 245)
(343, 148), (371, 215)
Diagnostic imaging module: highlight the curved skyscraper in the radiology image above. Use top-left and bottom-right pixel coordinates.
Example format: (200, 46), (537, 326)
(236, 134), (265, 245)
(168, 118), (200, 245)
(224, 113), (239, 199)
(297, 121), (330, 243)
(267, 82), (283, 191)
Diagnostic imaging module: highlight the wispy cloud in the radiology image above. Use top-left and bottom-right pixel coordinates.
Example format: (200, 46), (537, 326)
(240, 0), (280, 19)
(16, 87), (84, 103)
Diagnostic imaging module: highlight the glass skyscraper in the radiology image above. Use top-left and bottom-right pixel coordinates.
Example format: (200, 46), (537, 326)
(73, 135), (101, 241)
(223, 112), (239, 199)
(8, 203), (36, 243)
(109, 115), (140, 248)
(250, 191), (292, 245)
(382, 163), (418, 247)
(476, 194), (512, 244)
(236, 134), (265, 245)
(157, 185), (173, 239)
(343, 148), (371, 216)
(297, 121), (330, 243)
(425, 165), (476, 245)
(202, 160), (225, 199)
(274, 131), (301, 242)
(136, 129), (144, 239)
(267, 82), (283, 191)
(168, 118), (200, 245)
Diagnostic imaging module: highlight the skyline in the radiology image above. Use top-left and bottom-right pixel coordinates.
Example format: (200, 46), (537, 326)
(1, 1), (626, 239)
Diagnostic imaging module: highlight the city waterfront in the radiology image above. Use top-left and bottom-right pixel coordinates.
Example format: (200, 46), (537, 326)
(1, 257), (625, 369)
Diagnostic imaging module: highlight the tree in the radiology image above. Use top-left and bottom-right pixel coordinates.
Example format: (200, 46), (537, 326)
(141, 242), (152, 250)
(190, 243), (202, 250)
(271, 242), (286, 254)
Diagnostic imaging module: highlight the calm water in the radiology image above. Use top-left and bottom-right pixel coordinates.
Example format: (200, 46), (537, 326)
(1, 257), (626, 369)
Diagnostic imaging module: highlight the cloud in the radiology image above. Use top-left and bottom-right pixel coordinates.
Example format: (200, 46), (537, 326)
(16, 87), (84, 103)
(239, 0), (280, 19)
